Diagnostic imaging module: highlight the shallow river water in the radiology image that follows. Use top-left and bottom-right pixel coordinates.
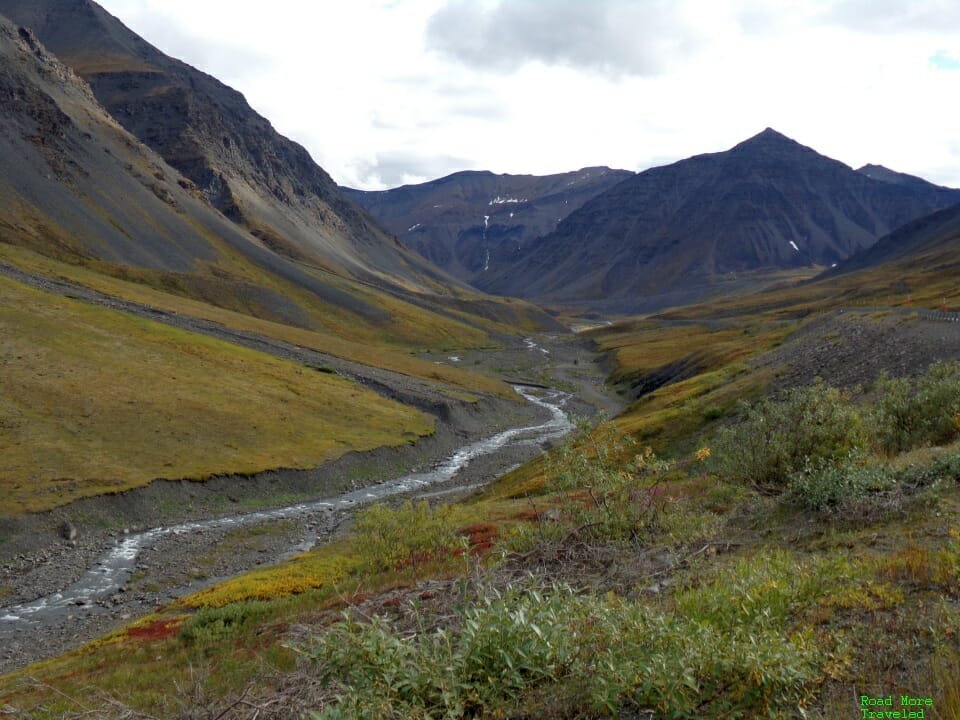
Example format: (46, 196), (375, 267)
(0, 386), (571, 631)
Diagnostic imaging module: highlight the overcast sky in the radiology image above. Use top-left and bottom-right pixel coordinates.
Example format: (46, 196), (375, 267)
(95, 0), (960, 190)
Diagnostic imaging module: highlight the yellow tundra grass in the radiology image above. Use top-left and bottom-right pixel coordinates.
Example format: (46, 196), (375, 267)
(0, 276), (433, 515)
(0, 243), (514, 399)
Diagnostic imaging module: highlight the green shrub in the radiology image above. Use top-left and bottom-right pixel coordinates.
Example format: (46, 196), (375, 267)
(713, 380), (867, 494)
(539, 422), (686, 546)
(297, 578), (824, 719)
(897, 449), (960, 488)
(870, 362), (960, 454)
(788, 453), (897, 510)
(702, 404), (725, 421)
(179, 600), (273, 645)
(354, 500), (465, 576)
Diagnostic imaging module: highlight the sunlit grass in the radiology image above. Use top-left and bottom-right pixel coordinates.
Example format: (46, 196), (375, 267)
(0, 276), (434, 514)
(0, 243), (517, 398)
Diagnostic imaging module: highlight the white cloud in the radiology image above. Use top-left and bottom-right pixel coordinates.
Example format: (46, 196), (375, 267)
(92, 0), (960, 189)
(822, 0), (960, 33)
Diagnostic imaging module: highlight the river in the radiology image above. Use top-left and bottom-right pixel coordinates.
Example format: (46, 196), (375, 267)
(0, 386), (572, 632)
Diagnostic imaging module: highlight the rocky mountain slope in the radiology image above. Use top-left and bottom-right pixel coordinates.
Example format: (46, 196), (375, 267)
(0, 0), (456, 293)
(342, 166), (632, 285)
(825, 200), (960, 278)
(0, 16), (405, 331)
(478, 128), (960, 312)
(0, 4), (557, 345)
(0, 19), (273, 290)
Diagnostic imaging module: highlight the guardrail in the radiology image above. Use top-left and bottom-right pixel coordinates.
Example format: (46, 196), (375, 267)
(839, 306), (960, 323)
(913, 309), (960, 322)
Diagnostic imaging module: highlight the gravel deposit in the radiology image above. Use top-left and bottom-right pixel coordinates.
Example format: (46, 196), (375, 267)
(753, 308), (960, 392)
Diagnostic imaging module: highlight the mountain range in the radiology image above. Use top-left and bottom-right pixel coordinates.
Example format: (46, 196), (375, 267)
(1, 0), (958, 325)
(0, 0), (555, 345)
(477, 128), (960, 311)
(342, 166), (633, 286)
(351, 129), (960, 313)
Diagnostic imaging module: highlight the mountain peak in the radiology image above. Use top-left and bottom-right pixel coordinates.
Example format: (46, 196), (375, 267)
(755, 127), (790, 141)
(731, 127), (802, 152)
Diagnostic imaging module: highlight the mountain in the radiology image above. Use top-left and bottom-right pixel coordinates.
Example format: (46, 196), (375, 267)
(856, 164), (960, 208)
(0, 20), (250, 278)
(0, 14), (420, 330)
(477, 129), (960, 312)
(342, 167), (633, 285)
(0, 0), (456, 293)
(826, 201), (960, 277)
(0, 9), (557, 350)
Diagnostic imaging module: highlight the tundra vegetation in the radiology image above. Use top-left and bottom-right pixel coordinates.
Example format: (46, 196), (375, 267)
(0, 275), (435, 514)
(1, 319), (959, 718)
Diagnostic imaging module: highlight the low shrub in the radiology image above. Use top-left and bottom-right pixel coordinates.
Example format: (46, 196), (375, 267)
(788, 453), (897, 511)
(296, 571), (826, 719)
(179, 600), (274, 645)
(354, 500), (465, 576)
(870, 362), (960, 454)
(713, 380), (867, 494)
(539, 422), (688, 547)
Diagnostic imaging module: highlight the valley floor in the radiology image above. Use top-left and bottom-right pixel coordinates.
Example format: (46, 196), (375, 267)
(0, 268), (619, 674)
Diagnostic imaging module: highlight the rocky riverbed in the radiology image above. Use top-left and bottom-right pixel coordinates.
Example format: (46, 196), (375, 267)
(0, 324), (617, 674)
(0, 262), (623, 673)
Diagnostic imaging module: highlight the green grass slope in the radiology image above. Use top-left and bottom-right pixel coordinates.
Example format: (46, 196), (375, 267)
(0, 275), (433, 515)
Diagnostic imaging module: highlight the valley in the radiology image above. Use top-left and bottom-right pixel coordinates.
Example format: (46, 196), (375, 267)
(0, 263), (618, 673)
(0, 381), (584, 674)
(0, 1), (959, 717)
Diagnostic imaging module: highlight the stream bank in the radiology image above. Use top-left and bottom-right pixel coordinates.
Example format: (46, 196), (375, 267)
(0, 267), (621, 673)
(0, 375), (600, 674)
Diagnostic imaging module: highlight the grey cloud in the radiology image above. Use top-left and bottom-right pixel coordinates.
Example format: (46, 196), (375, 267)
(425, 0), (699, 77)
(823, 0), (960, 33)
(351, 151), (477, 189)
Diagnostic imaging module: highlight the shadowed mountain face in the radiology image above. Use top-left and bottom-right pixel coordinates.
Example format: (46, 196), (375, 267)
(0, 0), (455, 293)
(476, 129), (960, 312)
(342, 167), (633, 285)
(826, 201), (960, 278)
(0, 11), (558, 341)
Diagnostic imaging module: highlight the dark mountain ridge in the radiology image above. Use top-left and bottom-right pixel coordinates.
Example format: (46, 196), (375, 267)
(0, 9), (558, 342)
(0, 0), (454, 293)
(856, 163), (960, 209)
(477, 128), (960, 312)
(342, 166), (633, 285)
